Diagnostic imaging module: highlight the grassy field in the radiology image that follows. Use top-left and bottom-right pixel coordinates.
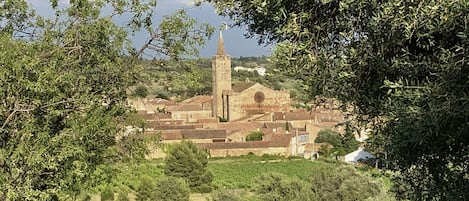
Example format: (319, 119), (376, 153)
(101, 155), (394, 201)
(209, 157), (329, 189)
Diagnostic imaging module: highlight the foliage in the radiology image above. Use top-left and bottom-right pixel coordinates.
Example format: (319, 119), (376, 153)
(136, 9), (214, 59)
(133, 85), (149, 98)
(245, 131), (264, 141)
(218, 116), (228, 122)
(254, 173), (314, 201)
(0, 0), (213, 199)
(154, 177), (191, 201)
(340, 121), (359, 154)
(315, 129), (342, 147)
(205, 0), (469, 199)
(164, 141), (213, 193)
(209, 159), (320, 189)
(136, 176), (191, 201)
(100, 186), (114, 201)
(210, 189), (253, 201)
(315, 128), (359, 156)
(109, 159), (164, 191)
(310, 166), (381, 201)
(116, 189), (130, 201)
(135, 176), (155, 201)
(115, 111), (151, 160)
(210, 158), (390, 201)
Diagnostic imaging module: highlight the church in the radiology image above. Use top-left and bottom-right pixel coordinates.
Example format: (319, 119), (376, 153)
(211, 32), (291, 121)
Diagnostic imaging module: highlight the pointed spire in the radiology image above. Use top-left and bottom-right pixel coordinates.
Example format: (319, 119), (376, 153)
(216, 31), (227, 56)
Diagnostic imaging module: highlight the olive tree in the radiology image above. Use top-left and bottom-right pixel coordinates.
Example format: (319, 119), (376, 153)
(0, 0), (213, 200)
(203, 0), (469, 199)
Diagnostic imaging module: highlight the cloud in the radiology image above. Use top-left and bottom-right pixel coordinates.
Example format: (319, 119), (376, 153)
(158, 0), (191, 7)
(27, 0), (69, 8)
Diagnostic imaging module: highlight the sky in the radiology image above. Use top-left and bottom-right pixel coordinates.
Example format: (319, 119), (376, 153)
(28, 0), (272, 58)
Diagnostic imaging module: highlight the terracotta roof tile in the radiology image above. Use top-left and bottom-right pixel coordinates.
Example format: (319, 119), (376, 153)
(138, 112), (172, 120)
(181, 129), (227, 139)
(171, 104), (203, 111)
(264, 122), (295, 130)
(209, 122), (263, 134)
(197, 134), (292, 149)
(181, 95), (212, 104)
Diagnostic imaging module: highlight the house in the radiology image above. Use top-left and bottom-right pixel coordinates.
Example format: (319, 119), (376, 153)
(197, 134), (292, 157)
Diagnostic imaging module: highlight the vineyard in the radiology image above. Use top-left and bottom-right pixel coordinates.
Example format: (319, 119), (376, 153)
(209, 158), (327, 189)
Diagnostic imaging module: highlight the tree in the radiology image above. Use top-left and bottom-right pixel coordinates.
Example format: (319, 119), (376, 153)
(315, 128), (358, 156)
(0, 1), (213, 200)
(204, 0), (469, 199)
(135, 176), (156, 201)
(246, 131), (264, 141)
(163, 141), (213, 193)
(315, 129), (342, 147)
(310, 166), (381, 201)
(340, 121), (359, 154)
(154, 177), (191, 201)
(254, 173), (314, 201)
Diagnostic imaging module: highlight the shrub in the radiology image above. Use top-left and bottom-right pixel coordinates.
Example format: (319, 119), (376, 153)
(135, 176), (155, 201)
(254, 173), (314, 201)
(100, 186), (114, 201)
(164, 141), (213, 193)
(154, 177), (190, 201)
(246, 131), (264, 141)
(210, 189), (251, 201)
(116, 189), (129, 201)
(310, 166), (381, 201)
(134, 85), (149, 98)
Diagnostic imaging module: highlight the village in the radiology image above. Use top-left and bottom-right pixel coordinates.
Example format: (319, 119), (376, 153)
(131, 32), (371, 163)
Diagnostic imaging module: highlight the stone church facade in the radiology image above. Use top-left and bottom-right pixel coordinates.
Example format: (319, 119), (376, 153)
(211, 32), (291, 121)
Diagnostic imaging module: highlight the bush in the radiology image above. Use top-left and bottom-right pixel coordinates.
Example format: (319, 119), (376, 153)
(164, 141), (213, 193)
(210, 189), (251, 201)
(116, 189), (129, 201)
(315, 129), (342, 147)
(315, 127), (359, 156)
(254, 173), (314, 201)
(154, 177), (190, 201)
(100, 186), (114, 201)
(310, 166), (381, 201)
(246, 131), (264, 141)
(135, 176), (155, 201)
(134, 85), (149, 98)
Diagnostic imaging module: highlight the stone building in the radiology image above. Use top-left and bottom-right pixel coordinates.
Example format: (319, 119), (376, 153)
(211, 32), (291, 121)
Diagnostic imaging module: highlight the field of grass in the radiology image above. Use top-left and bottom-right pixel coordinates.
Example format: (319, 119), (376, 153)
(208, 155), (346, 189)
(109, 159), (165, 191)
(102, 155), (394, 201)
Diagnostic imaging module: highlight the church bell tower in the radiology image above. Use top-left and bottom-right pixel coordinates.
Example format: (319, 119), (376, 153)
(212, 31), (231, 119)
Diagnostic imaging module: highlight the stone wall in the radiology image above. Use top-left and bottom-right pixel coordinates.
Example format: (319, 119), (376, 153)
(171, 110), (212, 123)
(228, 83), (290, 121)
(207, 147), (288, 157)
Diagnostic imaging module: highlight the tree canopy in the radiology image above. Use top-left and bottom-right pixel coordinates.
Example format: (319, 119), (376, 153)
(246, 131), (264, 141)
(205, 0), (469, 200)
(163, 141), (213, 193)
(0, 0), (213, 200)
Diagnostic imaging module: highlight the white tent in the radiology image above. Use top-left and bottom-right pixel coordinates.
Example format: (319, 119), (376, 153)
(344, 148), (375, 163)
